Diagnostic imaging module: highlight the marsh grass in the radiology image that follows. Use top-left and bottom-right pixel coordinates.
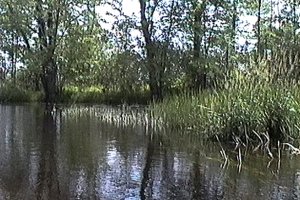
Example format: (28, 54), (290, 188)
(0, 83), (43, 103)
(152, 66), (300, 147)
(62, 105), (162, 131)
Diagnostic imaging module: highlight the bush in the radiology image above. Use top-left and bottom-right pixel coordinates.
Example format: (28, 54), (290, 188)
(60, 86), (150, 105)
(0, 83), (39, 103)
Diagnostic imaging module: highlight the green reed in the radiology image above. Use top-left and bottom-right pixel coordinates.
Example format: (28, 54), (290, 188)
(152, 68), (300, 145)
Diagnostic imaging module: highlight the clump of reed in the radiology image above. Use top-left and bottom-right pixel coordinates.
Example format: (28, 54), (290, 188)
(0, 83), (43, 103)
(152, 61), (300, 147)
(62, 105), (161, 130)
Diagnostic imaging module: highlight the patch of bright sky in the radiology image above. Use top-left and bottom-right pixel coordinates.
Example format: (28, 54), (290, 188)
(97, 0), (261, 48)
(122, 0), (140, 15)
(238, 15), (257, 45)
(97, 0), (140, 30)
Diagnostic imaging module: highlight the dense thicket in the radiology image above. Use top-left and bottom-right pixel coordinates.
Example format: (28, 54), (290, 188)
(0, 0), (299, 104)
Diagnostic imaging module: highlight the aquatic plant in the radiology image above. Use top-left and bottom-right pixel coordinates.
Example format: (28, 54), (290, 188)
(62, 105), (162, 130)
(152, 66), (300, 148)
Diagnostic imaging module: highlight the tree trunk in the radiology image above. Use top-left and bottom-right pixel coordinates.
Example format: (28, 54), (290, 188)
(192, 2), (206, 91)
(149, 68), (162, 101)
(147, 46), (162, 101)
(36, 0), (61, 109)
(292, 0), (297, 46)
(227, 0), (237, 69)
(256, 0), (262, 62)
(41, 58), (58, 109)
(139, 0), (163, 101)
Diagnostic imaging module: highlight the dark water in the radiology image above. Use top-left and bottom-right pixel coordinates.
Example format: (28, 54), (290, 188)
(1, 105), (300, 200)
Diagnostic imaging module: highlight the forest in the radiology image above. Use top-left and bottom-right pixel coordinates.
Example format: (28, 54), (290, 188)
(0, 0), (298, 102)
(1, 0), (300, 144)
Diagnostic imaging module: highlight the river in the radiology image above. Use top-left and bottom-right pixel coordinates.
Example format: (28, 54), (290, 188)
(0, 104), (300, 200)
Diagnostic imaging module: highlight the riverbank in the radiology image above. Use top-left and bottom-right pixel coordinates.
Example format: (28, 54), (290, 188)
(60, 86), (150, 105)
(0, 83), (42, 103)
(0, 84), (150, 105)
(2, 71), (300, 147)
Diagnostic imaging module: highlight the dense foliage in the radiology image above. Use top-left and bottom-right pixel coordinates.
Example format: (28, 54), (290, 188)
(0, 0), (299, 103)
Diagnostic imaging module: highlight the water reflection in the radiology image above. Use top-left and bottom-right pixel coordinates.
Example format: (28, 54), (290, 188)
(1, 105), (300, 199)
(35, 112), (60, 199)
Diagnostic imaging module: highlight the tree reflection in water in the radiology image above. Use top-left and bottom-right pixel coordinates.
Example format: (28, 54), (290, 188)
(35, 112), (60, 199)
(140, 132), (154, 200)
(0, 105), (300, 199)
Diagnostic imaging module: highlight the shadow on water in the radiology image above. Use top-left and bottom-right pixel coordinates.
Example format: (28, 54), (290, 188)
(1, 105), (300, 199)
(138, 132), (226, 200)
(35, 111), (60, 199)
(140, 132), (154, 200)
(191, 150), (206, 200)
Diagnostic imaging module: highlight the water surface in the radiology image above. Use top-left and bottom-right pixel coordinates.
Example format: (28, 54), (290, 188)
(0, 104), (300, 200)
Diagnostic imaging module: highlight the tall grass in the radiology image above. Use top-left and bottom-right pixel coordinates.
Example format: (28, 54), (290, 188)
(0, 83), (43, 103)
(152, 66), (300, 146)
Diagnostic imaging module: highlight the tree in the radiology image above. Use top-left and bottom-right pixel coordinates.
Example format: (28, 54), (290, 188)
(191, 0), (207, 90)
(1, 0), (300, 104)
(0, 0), (104, 108)
(138, 0), (163, 100)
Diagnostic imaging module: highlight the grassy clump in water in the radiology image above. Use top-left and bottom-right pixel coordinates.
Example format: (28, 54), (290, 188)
(152, 70), (300, 145)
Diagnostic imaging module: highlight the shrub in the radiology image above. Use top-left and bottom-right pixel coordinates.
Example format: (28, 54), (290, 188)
(60, 86), (150, 105)
(0, 84), (42, 103)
